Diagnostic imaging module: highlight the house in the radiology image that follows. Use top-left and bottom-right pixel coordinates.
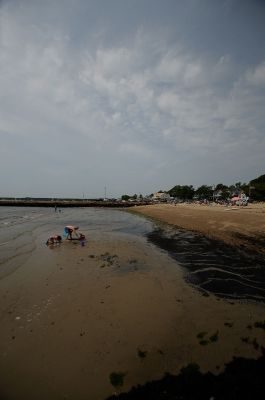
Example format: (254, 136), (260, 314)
(152, 192), (171, 201)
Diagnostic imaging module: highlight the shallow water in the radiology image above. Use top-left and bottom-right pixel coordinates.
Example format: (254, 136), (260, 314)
(1, 207), (186, 400)
(1, 206), (264, 303)
(0, 207), (265, 400)
(0, 206), (154, 279)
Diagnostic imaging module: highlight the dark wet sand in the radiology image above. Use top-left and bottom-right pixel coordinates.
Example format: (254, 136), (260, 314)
(129, 203), (265, 304)
(0, 209), (265, 399)
(146, 226), (265, 302)
(132, 203), (265, 253)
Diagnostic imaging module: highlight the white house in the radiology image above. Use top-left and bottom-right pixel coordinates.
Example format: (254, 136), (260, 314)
(152, 192), (171, 201)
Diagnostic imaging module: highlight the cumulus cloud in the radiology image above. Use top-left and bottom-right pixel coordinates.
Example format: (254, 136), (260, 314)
(0, 0), (265, 196)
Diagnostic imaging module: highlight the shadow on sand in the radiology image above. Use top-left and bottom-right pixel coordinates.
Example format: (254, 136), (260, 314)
(107, 349), (265, 399)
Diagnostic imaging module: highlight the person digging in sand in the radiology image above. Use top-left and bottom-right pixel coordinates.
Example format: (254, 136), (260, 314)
(64, 225), (79, 240)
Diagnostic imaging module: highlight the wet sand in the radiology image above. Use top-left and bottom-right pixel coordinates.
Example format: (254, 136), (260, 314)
(0, 207), (265, 399)
(131, 202), (265, 253)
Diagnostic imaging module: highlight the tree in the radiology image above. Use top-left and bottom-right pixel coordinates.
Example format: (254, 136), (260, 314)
(168, 185), (195, 200)
(220, 189), (230, 200)
(215, 183), (228, 191)
(214, 183), (229, 200)
(121, 195), (130, 201)
(251, 174), (265, 184)
(240, 183), (249, 196)
(249, 174), (265, 201)
(195, 185), (213, 200)
(229, 184), (241, 197)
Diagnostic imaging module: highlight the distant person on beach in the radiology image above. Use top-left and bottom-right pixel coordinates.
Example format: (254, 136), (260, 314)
(64, 225), (79, 240)
(46, 235), (62, 246)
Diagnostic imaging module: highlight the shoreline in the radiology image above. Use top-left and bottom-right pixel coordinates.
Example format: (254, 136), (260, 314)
(127, 204), (265, 303)
(129, 203), (265, 254)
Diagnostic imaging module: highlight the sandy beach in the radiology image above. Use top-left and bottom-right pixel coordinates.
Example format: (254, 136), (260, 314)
(131, 202), (265, 253)
(0, 207), (265, 399)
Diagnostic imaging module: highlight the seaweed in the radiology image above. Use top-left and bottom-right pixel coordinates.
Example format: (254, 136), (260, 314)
(254, 320), (265, 330)
(209, 331), (219, 343)
(109, 372), (126, 388)
(137, 349), (147, 359)
(197, 332), (207, 339)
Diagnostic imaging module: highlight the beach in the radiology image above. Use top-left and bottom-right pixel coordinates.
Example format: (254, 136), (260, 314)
(0, 206), (265, 399)
(131, 202), (265, 253)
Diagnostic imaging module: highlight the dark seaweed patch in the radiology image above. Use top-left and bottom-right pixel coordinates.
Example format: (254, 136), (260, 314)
(109, 372), (126, 388)
(147, 226), (265, 302)
(106, 351), (265, 399)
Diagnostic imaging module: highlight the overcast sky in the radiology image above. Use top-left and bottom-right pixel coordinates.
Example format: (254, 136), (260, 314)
(1, 0), (265, 198)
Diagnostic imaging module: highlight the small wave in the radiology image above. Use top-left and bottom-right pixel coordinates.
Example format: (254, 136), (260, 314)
(0, 241), (10, 247)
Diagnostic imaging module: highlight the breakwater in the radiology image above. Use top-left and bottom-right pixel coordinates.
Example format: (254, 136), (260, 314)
(0, 199), (149, 208)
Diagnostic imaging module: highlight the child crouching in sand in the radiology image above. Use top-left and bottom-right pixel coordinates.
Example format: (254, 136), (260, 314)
(46, 235), (62, 246)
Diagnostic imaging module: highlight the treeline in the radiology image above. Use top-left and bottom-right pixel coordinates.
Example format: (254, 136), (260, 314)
(168, 174), (265, 201)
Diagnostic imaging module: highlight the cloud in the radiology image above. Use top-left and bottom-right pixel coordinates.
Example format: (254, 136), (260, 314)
(245, 62), (265, 86)
(0, 0), (265, 196)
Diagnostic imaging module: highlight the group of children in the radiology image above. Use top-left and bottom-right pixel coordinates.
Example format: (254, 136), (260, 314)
(46, 225), (86, 246)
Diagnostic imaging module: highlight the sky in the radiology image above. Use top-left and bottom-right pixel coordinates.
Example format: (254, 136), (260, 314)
(0, 0), (265, 198)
